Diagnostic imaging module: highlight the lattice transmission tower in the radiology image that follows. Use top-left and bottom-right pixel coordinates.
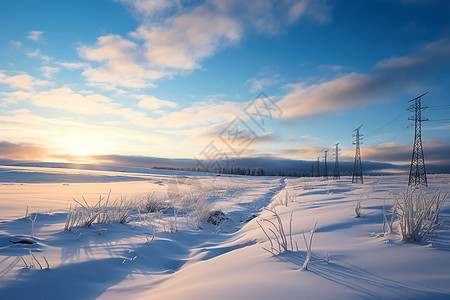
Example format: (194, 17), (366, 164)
(408, 92), (428, 187)
(316, 157), (320, 177)
(323, 150), (328, 179)
(333, 143), (340, 179)
(352, 125), (363, 184)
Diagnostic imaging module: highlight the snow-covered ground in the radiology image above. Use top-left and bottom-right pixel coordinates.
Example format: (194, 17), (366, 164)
(0, 168), (449, 299)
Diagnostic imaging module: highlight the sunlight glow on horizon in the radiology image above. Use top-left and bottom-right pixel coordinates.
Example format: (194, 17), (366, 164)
(0, 0), (449, 169)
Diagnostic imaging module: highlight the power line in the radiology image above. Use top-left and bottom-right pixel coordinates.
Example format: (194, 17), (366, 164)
(368, 125), (413, 146)
(427, 105), (450, 110)
(373, 125), (413, 145)
(365, 110), (408, 137)
(428, 119), (450, 122)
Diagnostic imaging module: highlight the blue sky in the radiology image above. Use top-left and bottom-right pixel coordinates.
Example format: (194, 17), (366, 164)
(0, 0), (449, 167)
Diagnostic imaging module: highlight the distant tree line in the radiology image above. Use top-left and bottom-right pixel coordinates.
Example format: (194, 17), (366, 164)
(152, 165), (311, 177)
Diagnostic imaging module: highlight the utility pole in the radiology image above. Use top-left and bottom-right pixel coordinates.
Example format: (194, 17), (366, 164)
(333, 143), (340, 179)
(408, 92), (428, 187)
(311, 163), (314, 177)
(316, 157), (320, 177)
(323, 150), (328, 179)
(352, 125), (363, 184)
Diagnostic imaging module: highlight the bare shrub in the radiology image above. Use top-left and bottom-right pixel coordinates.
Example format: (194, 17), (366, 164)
(276, 189), (295, 207)
(382, 197), (396, 234)
(257, 208), (293, 255)
(189, 193), (213, 229)
(257, 209), (318, 270)
(300, 221), (318, 271)
(23, 206), (28, 220)
(354, 200), (362, 218)
(64, 205), (79, 231)
(394, 187), (447, 242)
(164, 210), (178, 233)
(65, 192), (134, 230)
(96, 196), (134, 224)
(169, 188), (215, 229)
(29, 213), (37, 237)
(140, 192), (167, 213)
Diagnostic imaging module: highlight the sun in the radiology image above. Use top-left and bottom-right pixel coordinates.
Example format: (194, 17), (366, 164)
(74, 145), (93, 156)
(56, 129), (112, 158)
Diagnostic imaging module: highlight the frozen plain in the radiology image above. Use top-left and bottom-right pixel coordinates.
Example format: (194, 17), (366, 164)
(0, 166), (449, 299)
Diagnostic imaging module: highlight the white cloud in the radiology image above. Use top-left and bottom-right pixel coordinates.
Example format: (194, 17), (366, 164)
(79, 0), (330, 89)
(231, 0), (331, 35)
(134, 8), (241, 70)
(300, 135), (320, 142)
(40, 66), (61, 78)
(246, 72), (282, 92)
(118, 0), (180, 18)
(78, 34), (163, 88)
(2, 87), (153, 126)
(318, 64), (345, 72)
(156, 100), (246, 129)
(26, 48), (52, 63)
(280, 146), (331, 160)
(0, 71), (52, 90)
(136, 95), (178, 110)
(1, 80), (261, 131)
(2, 88), (114, 114)
(27, 31), (44, 42)
(10, 41), (22, 49)
(56, 62), (88, 70)
(2, 86), (163, 130)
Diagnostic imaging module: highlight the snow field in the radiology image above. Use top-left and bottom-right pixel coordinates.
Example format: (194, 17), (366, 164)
(0, 173), (449, 299)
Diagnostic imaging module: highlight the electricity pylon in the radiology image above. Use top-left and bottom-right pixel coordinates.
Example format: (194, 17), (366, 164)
(408, 92), (428, 187)
(323, 150), (328, 179)
(316, 157), (320, 177)
(333, 143), (340, 179)
(352, 125), (363, 184)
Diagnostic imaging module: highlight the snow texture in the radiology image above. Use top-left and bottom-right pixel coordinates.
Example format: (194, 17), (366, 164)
(0, 167), (449, 299)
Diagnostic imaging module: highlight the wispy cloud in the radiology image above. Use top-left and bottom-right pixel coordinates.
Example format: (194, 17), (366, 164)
(136, 95), (178, 110)
(155, 100), (247, 129)
(117, 0), (181, 19)
(1, 87), (156, 128)
(280, 146), (338, 160)
(79, 0), (330, 89)
(0, 141), (49, 160)
(246, 68), (282, 92)
(26, 48), (52, 63)
(56, 61), (88, 70)
(300, 135), (321, 142)
(281, 139), (450, 165)
(27, 31), (44, 42)
(278, 38), (450, 119)
(1, 82), (254, 131)
(184, 120), (278, 149)
(362, 139), (450, 164)
(40, 66), (61, 79)
(0, 71), (52, 91)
